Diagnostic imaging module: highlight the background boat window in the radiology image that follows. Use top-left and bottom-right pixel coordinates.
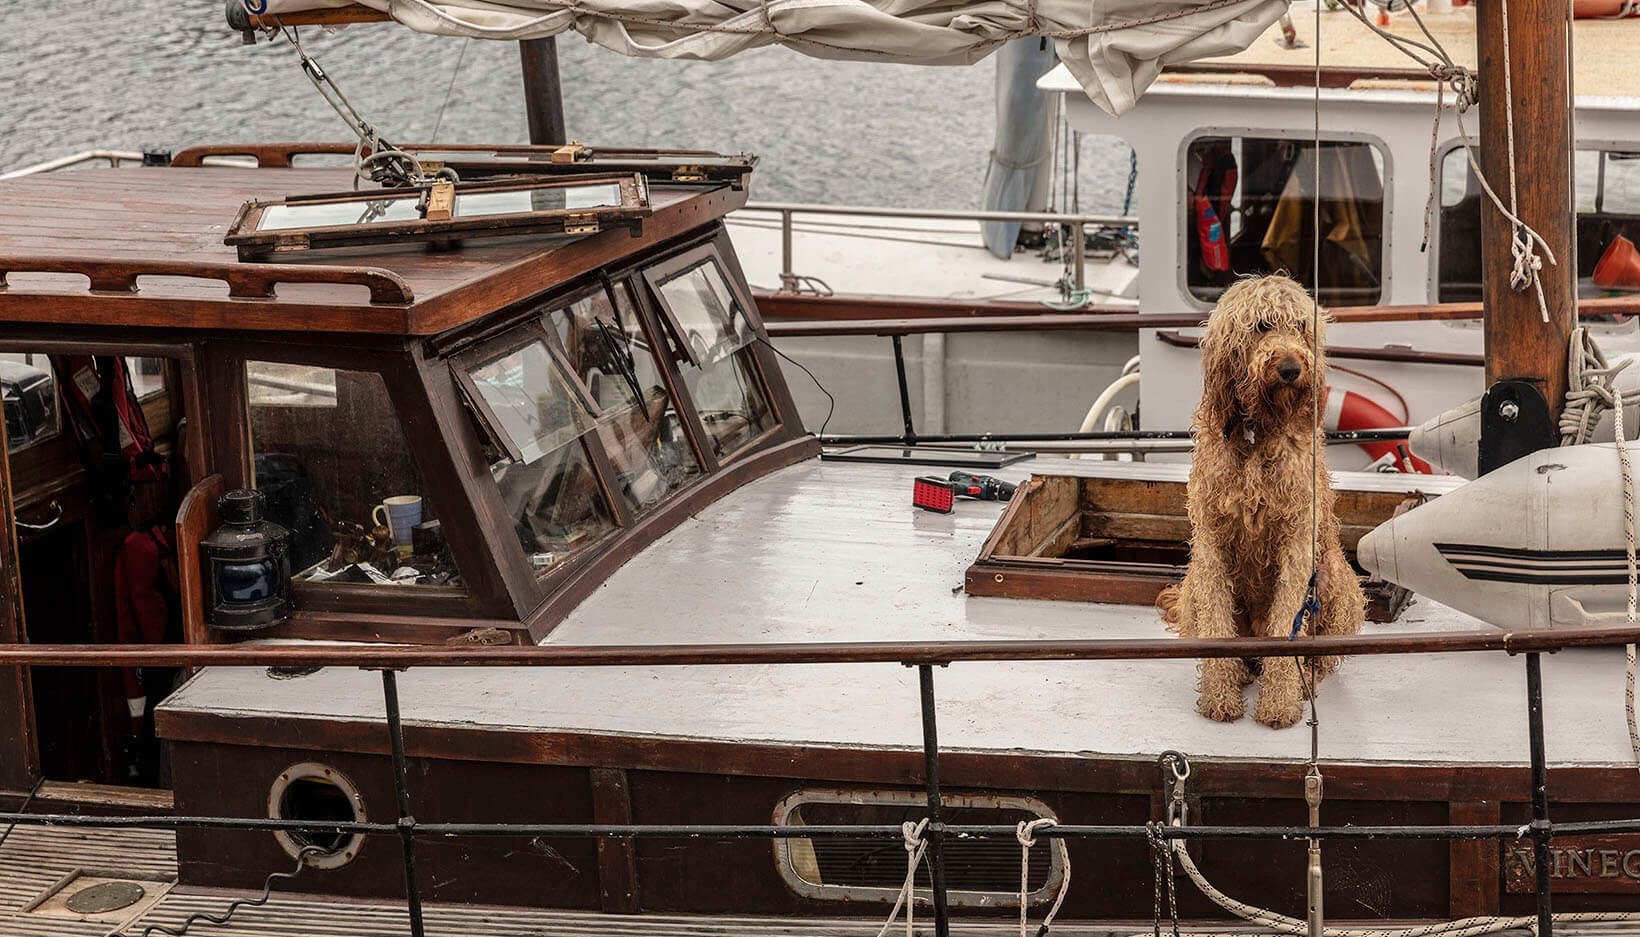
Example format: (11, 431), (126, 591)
(646, 255), (774, 459)
(1184, 136), (1386, 307)
(463, 338), (618, 575)
(1439, 146), (1640, 302)
(548, 282), (702, 512)
(247, 362), (462, 590)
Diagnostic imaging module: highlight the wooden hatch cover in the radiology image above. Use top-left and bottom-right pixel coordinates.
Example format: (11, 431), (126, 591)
(964, 469), (1428, 622)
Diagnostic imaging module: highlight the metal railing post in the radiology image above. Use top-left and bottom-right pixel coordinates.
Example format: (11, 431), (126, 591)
(1072, 221), (1087, 293)
(380, 670), (428, 937)
(1525, 652), (1553, 937)
(917, 664), (952, 937)
(779, 209), (797, 293)
(891, 335), (918, 445)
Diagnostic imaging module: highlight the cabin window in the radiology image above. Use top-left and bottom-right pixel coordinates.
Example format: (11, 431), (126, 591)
(548, 282), (702, 511)
(644, 252), (775, 460)
(1438, 146), (1640, 302)
(459, 333), (620, 574)
(1183, 135), (1386, 307)
(247, 363), (462, 589)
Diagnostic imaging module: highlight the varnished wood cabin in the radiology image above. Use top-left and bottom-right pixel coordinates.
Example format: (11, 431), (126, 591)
(0, 146), (812, 792)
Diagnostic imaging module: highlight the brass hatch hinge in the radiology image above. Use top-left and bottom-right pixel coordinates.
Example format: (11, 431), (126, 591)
(564, 212), (600, 235)
(552, 140), (590, 164)
(672, 165), (706, 182)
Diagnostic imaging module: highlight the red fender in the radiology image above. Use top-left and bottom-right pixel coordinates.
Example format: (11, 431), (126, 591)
(1325, 386), (1432, 473)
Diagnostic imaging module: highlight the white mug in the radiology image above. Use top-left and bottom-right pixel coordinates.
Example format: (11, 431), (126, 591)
(373, 495), (423, 550)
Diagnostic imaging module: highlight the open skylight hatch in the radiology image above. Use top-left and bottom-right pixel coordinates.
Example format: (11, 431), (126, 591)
(964, 471), (1421, 622)
(225, 173), (650, 260)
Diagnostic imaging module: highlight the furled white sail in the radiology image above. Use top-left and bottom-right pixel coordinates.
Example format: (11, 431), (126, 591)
(259, 0), (1288, 115)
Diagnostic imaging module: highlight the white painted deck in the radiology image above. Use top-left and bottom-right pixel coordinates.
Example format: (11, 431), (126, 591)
(165, 458), (1637, 768)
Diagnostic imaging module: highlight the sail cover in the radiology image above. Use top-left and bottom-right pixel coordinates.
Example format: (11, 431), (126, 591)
(259, 0), (1287, 115)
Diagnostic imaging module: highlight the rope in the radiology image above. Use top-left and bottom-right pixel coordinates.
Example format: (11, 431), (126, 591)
(1147, 822), (1181, 937)
(872, 819), (929, 937)
(1333, 0), (1556, 314)
(245, 5), (456, 192)
(139, 846), (323, 937)
(1017, 818), (1070, 937)
(1563, 329), (1640, 773)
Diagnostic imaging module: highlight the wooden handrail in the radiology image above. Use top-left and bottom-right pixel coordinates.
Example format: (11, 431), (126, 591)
(762, 297), (1640, 338)
(9, 625), (1640, 668)
(171, 142), (360, 169)
(0, 256), (414, 306)
(1154, 329), (1483, 367)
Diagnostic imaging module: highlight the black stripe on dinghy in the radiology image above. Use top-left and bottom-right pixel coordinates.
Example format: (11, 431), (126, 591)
(1434, 543), (1633, 585)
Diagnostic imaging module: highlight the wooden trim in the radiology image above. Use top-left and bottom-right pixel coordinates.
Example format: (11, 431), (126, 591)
(156, 703), (1640, 805)
(1450, 800), (1503, 918)
(1155, 329), (1482, 367)
(174, 474), (225, 646)
(0, 378), (38, 790)
(1162, 61), (1432, 88)
(260, 609), (527, 645)
(524, 434), (821, 640)
(413, 348), (542, 620)
(171, 143), (361, 168)
(590, 767), (641, 914)
(407, 187), (748, 336)
(0, 255), (413, 304)
(715, 230), (804, 436)
(627, 266), (719, 472)
(247, 5), (389, 28)
(758, 295), (1640, 338)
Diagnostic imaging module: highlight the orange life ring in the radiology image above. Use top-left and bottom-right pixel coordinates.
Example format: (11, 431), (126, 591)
(1325, 387), (1433, 473)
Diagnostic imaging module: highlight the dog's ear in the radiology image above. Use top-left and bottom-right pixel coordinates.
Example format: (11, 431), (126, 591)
(1195, 331), (1240, 429)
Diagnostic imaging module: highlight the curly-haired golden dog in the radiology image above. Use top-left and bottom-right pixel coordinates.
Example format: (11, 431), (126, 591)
(1158, 275), (1365, 729)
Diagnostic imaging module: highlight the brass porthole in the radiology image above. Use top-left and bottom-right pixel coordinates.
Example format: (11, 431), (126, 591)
(267, 762), (366, 870)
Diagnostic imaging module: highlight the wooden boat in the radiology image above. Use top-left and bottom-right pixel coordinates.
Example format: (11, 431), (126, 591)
(3, 1), (1640, 935)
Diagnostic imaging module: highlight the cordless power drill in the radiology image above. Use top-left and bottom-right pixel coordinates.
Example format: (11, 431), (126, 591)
(912, 471), (1018, 513)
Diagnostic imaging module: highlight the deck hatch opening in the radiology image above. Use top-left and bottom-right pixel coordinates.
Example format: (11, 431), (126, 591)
(773, 789), (1062, 906)
(269, 762), (366, 869)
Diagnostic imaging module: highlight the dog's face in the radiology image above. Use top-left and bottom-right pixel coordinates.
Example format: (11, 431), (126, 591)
(1198, 276), (1327, 429)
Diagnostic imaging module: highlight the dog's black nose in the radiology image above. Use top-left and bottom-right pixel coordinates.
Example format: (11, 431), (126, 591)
(1277, 357), (1302, 383)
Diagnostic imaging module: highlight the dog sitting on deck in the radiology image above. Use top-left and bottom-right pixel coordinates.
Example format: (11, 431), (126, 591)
(1157, 275), (1365, 729)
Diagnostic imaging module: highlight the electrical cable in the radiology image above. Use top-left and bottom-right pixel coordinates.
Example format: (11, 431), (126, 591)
(138, 846), (323, 937)
(756, 335), (836, 439)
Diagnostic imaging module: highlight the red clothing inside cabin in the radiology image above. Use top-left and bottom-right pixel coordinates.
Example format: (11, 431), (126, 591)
(116, 527), (172, 701)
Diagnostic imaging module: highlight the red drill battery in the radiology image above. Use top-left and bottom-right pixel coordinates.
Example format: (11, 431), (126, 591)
(912, 476), (959, 513)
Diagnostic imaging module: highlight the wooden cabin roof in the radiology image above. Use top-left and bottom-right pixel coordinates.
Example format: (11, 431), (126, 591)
(0, 165), (744, 336)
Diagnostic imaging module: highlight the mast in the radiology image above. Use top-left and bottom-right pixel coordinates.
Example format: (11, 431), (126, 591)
(520, 38), (568, 145)
(1474, 0), (1575, 473)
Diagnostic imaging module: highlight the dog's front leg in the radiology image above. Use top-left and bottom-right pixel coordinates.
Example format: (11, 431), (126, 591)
(1253, 535), (1313, 729)
(1187, 538), (1248, 722)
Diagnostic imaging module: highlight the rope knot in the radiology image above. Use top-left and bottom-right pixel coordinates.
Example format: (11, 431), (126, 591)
(1016, 817), (1057, 848)
(1429, 63), (1477, 111)
(901, 817), (928, 853)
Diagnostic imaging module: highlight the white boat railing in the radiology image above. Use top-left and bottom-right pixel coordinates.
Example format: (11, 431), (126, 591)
(741, 201), (1138, 295)
(0, 150), (149, 181)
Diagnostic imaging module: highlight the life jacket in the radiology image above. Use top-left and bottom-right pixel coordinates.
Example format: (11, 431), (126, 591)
(1191, 148), (1238, 273)
(50, 356), (167, 527)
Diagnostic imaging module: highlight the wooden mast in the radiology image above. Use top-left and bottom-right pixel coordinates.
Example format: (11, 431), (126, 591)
(1474, 0), (1575, 471)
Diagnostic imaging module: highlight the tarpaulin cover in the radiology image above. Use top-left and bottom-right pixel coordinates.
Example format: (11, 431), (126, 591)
(259, 0), (1288, 115)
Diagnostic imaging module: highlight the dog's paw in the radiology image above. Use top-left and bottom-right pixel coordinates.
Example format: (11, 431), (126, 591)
(1196, 692), (1245, 723)
(1253, 696), (1304, 729)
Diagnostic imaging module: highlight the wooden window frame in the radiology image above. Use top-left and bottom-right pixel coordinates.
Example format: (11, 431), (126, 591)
(232, 341), (504, 620)
(452, 317), (632, 579)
